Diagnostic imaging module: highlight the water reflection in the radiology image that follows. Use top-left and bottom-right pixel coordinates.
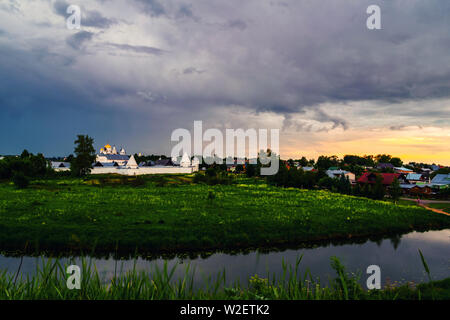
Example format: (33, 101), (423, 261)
(1, 229), (449, 287)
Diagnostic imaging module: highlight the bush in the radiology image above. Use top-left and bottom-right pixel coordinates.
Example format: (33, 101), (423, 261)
(12, 171), (30, 189)
(0, 152), (51, 180)
(193, 170), (233, 185)
(193, 172), (207, 184)
(130, 176), (146, 187)
(246, 164), (257, 177)
(154, 176), (168, 187)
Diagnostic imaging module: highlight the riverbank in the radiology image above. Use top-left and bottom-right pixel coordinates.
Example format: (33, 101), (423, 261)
(0, 176), (449, 256)
(1, 256), (448, 300)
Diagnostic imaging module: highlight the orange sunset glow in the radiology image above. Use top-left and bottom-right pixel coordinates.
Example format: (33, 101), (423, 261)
(282, 126), (450, 165)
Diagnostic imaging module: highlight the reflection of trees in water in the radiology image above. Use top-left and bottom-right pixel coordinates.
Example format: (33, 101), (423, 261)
(0, 229), (420, 261)
(389, 235), (402, 250)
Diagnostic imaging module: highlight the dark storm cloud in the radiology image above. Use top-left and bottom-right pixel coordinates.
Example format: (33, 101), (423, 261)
(105, 43), (166, 55)
(53, 0), (117, 29)
(1, 0), (450, 155)
(53, 0), (68, 16)
(313, 109), (348, 130)
(134, 0), (166, 17)
(0, 42), (147, 155)
(177, 4), (194, 19)
(83, 10), (117, 28)
(66, 31), (94, 50)
(183, 67), (205, 75)
(47, 0), (450, 118)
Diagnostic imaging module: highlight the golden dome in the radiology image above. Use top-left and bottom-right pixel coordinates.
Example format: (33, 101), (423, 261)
(104, 144), (111, 149)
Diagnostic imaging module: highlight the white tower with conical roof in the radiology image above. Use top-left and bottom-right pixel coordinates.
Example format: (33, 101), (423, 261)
(180, 152), (191, 168)
(125, 155), (138, 168)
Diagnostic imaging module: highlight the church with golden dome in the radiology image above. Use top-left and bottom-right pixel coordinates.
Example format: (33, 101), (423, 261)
(96, 143), (129, 165)
(99, 144), (126, 156)
(51, 142), (199, 175)
(89, 143), (199, 176)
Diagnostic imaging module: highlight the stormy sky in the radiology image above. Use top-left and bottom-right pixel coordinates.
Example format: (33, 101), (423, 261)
(0, 0), (449, 163)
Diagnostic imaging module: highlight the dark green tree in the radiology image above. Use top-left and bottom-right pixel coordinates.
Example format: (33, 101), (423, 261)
(71, 135), (96, 177)
(235, 164), (244, 173)
(371, 175), (386, 200)
(362, 183), (371, 198)
(286, 166), (301, 187)
(298, 156), (308, 167)
(318, 176), (336, 190)
(30, 153), (49, 176)
(338, 175), (352, 195)
(287, 159), (294, 167)
(266, 159), (287, 186)
(389, 177), (402, 203)
(245, 163), (257, 177)
(302, 171), (317, 189)
(375, 154), (392, 164)
(0, 151), (49, 179)
(390, 157), (403, 167)
(352, 183), (362, 196)
(316, 155), (339, 170)
(20, 149), (30, 159)
(12, 171), (29, 189)
(65, 154), (74, 163)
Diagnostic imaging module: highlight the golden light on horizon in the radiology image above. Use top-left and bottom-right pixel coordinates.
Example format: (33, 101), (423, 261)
(280, 126), (450, 166)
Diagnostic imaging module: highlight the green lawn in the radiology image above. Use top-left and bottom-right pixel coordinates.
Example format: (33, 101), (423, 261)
(0, 175), (449, 256)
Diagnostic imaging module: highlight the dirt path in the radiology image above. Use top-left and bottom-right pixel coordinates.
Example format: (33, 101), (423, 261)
(418, 204), (450, 217)
(400, 198), (450, 216)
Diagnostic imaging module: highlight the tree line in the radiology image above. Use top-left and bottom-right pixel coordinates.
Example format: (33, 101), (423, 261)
(0, 135), (96, 188)
(266, 159), (403, 201)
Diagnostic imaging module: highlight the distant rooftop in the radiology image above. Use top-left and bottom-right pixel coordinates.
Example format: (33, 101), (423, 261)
(406, 173), (423, 180)
(431, 174), (450, 185)
(377, 163), (394, 169)
(100, 154), (129, 161)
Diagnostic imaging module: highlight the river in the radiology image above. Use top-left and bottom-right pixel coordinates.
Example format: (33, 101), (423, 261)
(1, 229), (449, 288)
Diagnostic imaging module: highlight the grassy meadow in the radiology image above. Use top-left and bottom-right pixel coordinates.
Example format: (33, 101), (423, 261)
(0, 174), (449, 256)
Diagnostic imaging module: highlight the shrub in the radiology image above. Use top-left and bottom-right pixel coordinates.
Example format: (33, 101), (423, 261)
(193, 170), (233, 185)
(12, 171), (30, 189)
(131, 176), (146, 187)
(193, 172), (206, 184)
(154, 176), (168, 187)
(0, 152), (51, 179)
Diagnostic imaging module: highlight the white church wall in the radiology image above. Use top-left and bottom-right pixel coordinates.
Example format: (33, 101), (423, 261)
(90, 166), (197, 176)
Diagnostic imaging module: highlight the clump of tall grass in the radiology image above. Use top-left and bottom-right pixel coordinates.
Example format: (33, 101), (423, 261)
(0, 253), (447, 300)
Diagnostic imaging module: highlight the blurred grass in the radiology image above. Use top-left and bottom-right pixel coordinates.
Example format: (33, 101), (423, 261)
(0, 254), (448, 300)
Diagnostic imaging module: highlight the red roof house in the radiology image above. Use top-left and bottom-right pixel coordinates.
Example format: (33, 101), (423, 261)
(357, 172), (401, 186)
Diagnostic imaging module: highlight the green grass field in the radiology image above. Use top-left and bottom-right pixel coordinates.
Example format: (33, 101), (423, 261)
(0, 175), (449, 256)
